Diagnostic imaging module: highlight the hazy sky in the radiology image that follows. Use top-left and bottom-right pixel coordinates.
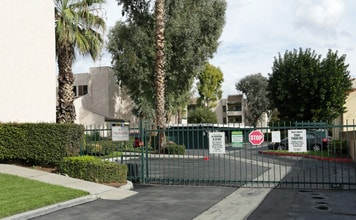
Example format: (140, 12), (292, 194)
(73, 0), (356, 98)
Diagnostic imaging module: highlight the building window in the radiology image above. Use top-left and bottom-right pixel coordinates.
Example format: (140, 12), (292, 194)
(78, 85), (88, 96)
(222, 106), (226, 112)
(73, 85), (88, 97)
(236, 103), (242, 111)
(236, 115), (242, 123)
(73, 86), (77, 97)
(228, 116), (242, 123)
(227, 103), (242, 111)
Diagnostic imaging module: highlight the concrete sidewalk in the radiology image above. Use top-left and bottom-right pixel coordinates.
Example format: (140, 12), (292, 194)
(0, 164), (271, 220)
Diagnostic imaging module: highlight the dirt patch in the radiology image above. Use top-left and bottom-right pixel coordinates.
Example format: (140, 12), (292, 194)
(101, 181), (127, 188)
(32, 166), (58, 173)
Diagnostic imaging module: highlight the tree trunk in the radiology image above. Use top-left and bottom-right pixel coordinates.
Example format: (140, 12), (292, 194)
(178, 108), (182, 124)
(154, 0), (166, 152)
(56, 44), (76, 123)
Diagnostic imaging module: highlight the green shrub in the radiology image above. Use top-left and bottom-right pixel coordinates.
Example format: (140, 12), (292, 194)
(59, 156), (127, 184)
(188, 107), (218, 123)
(0, 146), (9, 160)
(83, 142), (118, 156)
(164, 143), (186, 155)
(0, 123), (84, 166)
(83, 143), (104, 155)
(85, 131), (101, 141)
(82, 140), (130, 156)
(329, 140), (348, 154)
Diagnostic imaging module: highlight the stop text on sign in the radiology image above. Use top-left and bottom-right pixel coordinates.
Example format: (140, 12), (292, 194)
(250, 135), (263, 140)
(249, 130), (264, 145)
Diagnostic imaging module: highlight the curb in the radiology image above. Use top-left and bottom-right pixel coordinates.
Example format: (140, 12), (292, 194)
(120, 180), (134, 190)
(259, 150), (353, 162)
(2, 195), (98, 220)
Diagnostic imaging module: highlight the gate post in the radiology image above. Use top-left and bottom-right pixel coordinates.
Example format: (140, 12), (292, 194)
(139, 118), (145, 183)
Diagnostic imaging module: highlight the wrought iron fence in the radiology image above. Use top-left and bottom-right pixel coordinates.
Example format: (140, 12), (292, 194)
(82, 122), (356, 190)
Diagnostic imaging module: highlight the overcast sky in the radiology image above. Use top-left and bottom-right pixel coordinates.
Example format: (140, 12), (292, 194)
(73, 0), (356, 98)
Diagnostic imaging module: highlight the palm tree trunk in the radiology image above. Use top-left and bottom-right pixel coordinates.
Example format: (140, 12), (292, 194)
(154, 0), (166, 152)
(56, 45), (76, 123)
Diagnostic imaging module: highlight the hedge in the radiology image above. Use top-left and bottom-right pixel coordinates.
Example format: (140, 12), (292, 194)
(59, 156), (127, 184)
(0, 123), (84, 166)
(329, 140), (349, 154)
(164, 143), (186, 155)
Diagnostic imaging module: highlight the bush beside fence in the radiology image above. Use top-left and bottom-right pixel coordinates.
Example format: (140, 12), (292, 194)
(341, 131), (356, 161)
(59, 156), (127, 184)
(0, 123), (84, 166)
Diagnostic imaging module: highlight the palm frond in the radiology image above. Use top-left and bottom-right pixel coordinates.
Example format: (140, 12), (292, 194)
(55, 0), (106, 60)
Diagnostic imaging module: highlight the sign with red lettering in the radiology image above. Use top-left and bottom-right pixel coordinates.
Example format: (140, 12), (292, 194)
(249, 130), (264, 145)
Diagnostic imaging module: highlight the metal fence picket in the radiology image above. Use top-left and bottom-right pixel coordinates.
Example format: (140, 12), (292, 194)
(83, 121), (356, 190)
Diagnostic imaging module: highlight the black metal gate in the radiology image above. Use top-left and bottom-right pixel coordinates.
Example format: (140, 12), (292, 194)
(84, 122), (356, 190)
(129, 122), (356, 190)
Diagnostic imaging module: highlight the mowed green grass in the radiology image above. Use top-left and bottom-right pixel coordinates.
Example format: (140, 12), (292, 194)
(0, 173), (89, 218)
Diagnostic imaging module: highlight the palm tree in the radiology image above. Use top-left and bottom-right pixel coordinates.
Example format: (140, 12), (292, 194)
(55, 0), (106, 123)
(154, 0), (166, 151)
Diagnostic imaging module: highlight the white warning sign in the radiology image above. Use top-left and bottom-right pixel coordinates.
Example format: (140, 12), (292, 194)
(208, 132), (225, 154)
(288, 129), (307, 152)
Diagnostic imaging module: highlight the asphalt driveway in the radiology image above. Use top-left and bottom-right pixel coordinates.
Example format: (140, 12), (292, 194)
(31, 184), (237, 220)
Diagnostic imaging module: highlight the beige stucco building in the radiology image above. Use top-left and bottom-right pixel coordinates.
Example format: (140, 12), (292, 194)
(73, 66), (188, 127)
(219, 95), (246, 125)
(74, 67), (272, 129)
(0, 0), (56, 122)
(342, 79), (356, 127)
(189, 95), (261, 128)
(73, 67), (138, 127)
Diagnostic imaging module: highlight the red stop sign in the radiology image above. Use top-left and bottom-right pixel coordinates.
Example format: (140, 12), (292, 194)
(249, 130), (264, 145)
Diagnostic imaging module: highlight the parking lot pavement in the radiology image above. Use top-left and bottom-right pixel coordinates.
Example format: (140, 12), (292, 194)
(31, 184), (238, 220)
(248, 188), (356, 220)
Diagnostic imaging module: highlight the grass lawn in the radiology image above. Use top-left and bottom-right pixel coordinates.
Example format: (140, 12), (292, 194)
(0, 173), (89, 218)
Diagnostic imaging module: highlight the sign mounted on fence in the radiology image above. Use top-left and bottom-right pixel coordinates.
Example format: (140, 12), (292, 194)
(288, 129), (307, 152)
(249, 130), (264, 145)
(232, 131), (243, 148)
(112, 126), (129, 141)
(208, 132), (225, 154)
(271, 131), (281, 143)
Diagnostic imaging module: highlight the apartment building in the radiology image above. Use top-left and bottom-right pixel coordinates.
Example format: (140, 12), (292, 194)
(333, 78), (356, 133)
(220, 95), (246, 125)
(188, 95), (249, 127)
(73, 67), (138, 127)
(74, 66), (188, 127)
(342, 79), (356, 125)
